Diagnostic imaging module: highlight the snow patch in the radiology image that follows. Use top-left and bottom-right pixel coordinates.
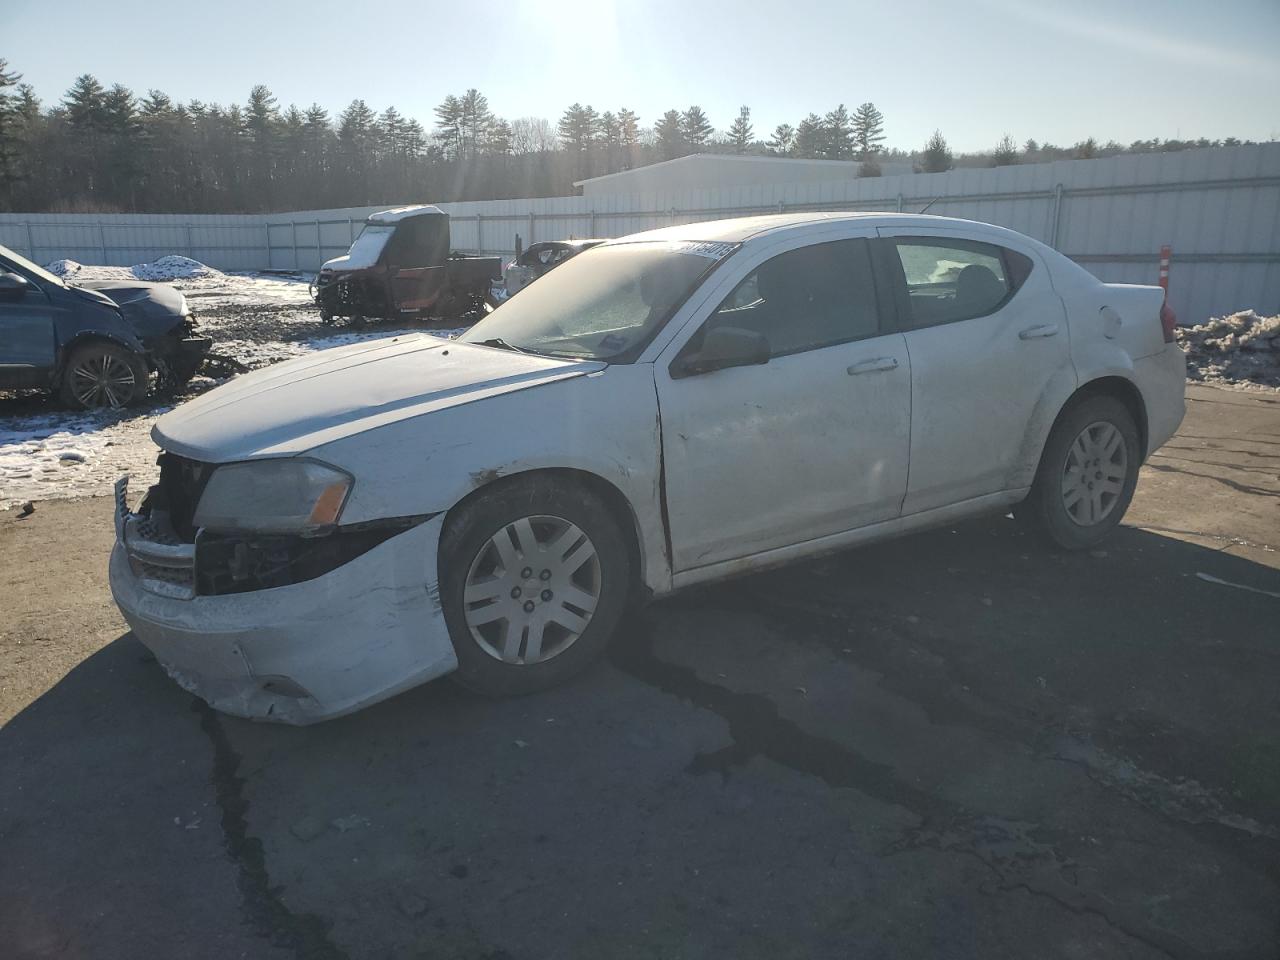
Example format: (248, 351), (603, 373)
(48, 255), (221, 282)
(1177, 311), (1280, 390)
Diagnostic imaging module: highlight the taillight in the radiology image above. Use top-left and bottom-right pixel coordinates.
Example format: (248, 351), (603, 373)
(1160, 302), (1177, 343)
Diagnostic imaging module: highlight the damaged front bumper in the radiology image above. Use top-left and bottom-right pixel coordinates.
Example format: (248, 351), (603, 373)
(109, 477), (458, 724)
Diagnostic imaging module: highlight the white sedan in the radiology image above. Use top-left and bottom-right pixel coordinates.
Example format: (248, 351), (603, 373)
(110, 213), (1186, 722)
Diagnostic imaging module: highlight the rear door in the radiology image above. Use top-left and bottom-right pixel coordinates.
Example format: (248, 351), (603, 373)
(875, 227), (1072, 514)
(0, 272), (57, 386)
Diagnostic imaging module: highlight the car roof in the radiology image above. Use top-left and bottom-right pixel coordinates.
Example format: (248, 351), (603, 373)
(367, 204), (446, 224)
(608, 212), (1028, 246)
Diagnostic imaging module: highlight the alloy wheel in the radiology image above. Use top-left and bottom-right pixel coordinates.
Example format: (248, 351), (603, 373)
(69, 352), (138, 408)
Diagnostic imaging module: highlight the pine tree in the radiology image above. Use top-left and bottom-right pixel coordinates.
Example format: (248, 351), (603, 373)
(655, 109), (686, 160)
(767, 123), (794, 155)
(459, 89), (494, 160)
(617, 108), (640, 147)
(62, 74), (106, 131)
(680, 105), (712, 150)
(0, 59), (24, 204)
(557, 103), (596, 154)
(793, 113), (823, 159)
(433, 95), (463, 159)
(993, 134), (1019, 166)
(851, 102), (885, 159)
(380, 106), (405, 156)
(1075, 137), (1098, 159)
(485, 118), (513, 156)
(822, 104), (853, 159)
(921, 129), (952, 173)
(599, 111), (621, 148)
(728, 106), (753, 153)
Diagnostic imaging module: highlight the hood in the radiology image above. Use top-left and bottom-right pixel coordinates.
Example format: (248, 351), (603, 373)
(66, 283), (120, 309)
(320, 254), (351, 272)
(74, 279), (190, 337)
(152, 335), (605, 462)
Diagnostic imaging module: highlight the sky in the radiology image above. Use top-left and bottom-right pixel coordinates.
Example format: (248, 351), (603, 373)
(5, 0), (1279, 153)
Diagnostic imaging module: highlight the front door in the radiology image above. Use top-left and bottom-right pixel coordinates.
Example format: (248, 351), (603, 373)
(875, 228), (1073, 514)
(0, 274), (56, 387)
(655, 235), (911, 572)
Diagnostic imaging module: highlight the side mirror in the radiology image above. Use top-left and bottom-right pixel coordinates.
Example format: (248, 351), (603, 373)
(0, 271), (30, 300)
(677, 325), (770, 377)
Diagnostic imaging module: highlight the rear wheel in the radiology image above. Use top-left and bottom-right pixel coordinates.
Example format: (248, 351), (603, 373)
(59, 342), (149, 410)
(1016, 394), (1141, 550)
(440, 477), (631, 696)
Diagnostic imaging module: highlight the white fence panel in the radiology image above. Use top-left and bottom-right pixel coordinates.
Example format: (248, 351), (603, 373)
(2, 144), (1278, 322)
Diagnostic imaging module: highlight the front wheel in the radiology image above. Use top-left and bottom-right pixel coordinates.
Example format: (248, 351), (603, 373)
(59, 342), (149, 410)
(440, 477), (632, 696)
(1016, 394), (1141, 550)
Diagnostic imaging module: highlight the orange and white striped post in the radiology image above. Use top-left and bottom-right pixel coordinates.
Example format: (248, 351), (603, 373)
(1157, 244), (1172, 295)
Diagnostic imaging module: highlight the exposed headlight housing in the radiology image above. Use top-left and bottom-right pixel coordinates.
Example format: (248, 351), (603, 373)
(193, 459), (352, 534)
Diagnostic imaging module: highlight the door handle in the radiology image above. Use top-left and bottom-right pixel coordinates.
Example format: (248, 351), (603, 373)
(1019, 323), (1059, 340)
(847, 357), (899, 375)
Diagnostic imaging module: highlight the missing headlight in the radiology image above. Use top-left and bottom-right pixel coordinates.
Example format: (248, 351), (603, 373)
(194, 515), (435, 596)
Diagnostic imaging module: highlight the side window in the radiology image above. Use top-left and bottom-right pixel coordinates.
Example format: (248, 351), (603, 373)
(890, 238), (1031, 328)
(704, 238), (881, 357)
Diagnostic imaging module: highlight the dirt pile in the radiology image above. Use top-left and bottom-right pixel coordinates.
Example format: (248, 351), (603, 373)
(1176, 311), (1280, 388)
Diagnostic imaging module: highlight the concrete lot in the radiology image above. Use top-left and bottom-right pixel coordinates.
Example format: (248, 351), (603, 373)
(1, 383), (1277, 959)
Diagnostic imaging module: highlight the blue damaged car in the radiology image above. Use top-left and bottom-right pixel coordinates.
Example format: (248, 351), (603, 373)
(0, 243), (211, 408)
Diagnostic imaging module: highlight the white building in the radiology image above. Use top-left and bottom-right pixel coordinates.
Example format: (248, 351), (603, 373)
(573, 153), (914, 198)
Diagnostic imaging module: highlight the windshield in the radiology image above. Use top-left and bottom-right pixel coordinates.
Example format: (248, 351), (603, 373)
(342, 224), (395, 269)
(0, 243), (66, 287)
(462, 240), (736, 360)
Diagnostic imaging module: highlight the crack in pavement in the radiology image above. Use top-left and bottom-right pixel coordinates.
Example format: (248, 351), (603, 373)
(609, 615), (1206, 959)
(1144, 462), (1280, 498)
(194, 699), (349, 960)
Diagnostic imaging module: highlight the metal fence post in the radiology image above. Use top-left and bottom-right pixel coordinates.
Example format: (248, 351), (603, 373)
(528, 211), (535, 245)
(1049, 183), (1064, 249)
(264, 224), (272, 269)
(896, 193), (904, 213)
(98, 223), (108, 264)
(185, 223), (194, 259)
(291, 221), (299, 271)
(315, 220), (321, 269)
(24, 221), (34, 259)
(589, 210), (597, 235)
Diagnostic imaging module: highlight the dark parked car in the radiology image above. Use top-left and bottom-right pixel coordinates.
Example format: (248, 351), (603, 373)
(497, 238), (605, 300)
(0, 244), (211, 409)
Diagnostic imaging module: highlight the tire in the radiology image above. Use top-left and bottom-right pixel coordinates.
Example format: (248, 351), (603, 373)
(58, 342), (149, 410)
(1016, 394), (1141, 550)
(440, 476), (632, 696)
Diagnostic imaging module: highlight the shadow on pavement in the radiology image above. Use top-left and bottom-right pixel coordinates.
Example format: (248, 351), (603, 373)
(3, 516), (1278, 959)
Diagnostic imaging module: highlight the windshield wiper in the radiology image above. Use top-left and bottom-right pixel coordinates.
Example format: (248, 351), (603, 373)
(475, 337), (531, 354)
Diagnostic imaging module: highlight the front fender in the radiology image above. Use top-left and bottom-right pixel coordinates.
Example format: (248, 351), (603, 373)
(62, 328), (147, 359)
(309, 365), (672, 594)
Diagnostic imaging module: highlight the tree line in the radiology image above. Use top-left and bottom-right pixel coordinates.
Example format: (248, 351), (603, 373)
(0, 58), (1260, 215)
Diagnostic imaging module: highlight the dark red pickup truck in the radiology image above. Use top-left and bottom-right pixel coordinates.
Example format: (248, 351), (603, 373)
(313, 205), (502, 323)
